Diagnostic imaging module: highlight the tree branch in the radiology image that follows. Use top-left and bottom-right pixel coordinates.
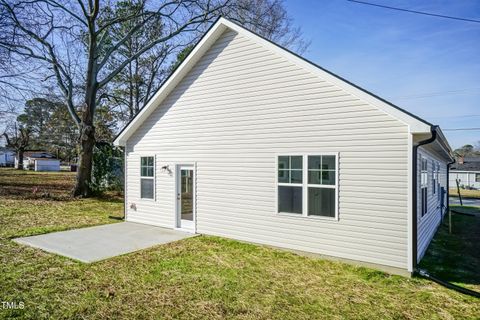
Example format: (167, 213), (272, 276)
(98, 14), (216, 89)
(1, 0), (81, 127)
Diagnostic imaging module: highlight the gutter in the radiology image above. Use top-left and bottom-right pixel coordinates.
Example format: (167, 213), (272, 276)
(412, 125), (438, 270)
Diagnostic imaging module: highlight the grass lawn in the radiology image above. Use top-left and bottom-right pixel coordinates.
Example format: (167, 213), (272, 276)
(449, 188), (480, 199)
(1, 168), (479, 319)
(419, 205), (480, 288)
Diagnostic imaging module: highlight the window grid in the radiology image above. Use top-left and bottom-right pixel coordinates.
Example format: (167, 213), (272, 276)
(278, 155), (303, 185)
(420, 157), (428, 217)
(140, 156), (155, 200)
(277, 154), (338, 219)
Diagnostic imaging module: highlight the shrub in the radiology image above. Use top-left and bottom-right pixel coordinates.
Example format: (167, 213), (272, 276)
(91, 142), (124, 193)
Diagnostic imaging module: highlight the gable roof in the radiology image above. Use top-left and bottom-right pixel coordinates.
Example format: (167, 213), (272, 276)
(22, 151), (56, 159)
(451, 157), (480, 172)
(114, 17), (433, 147)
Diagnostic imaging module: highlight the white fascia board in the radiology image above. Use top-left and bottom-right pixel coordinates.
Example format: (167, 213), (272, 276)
(113, 21), (228, 146)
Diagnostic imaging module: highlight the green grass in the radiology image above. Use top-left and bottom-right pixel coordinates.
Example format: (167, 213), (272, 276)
(1, 168), (479, 319)
(449, 188), (480, 199)
(419, 205), (480, 289)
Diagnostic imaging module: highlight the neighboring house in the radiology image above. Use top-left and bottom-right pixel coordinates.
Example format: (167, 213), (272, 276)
(0, 147), (15, 167)
(16, 151), (61, 172)
(449, 157), (480, 190)
(113, 18), (454, 275)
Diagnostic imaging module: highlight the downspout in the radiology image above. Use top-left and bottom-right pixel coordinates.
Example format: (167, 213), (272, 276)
(412, 125), (438, 270)
(123, 146), (127, 221)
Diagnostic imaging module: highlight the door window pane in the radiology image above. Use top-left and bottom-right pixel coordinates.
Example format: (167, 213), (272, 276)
(308, 187), (335, 217)
(278, 186), (302, 214)
(181, 169), (193, 220)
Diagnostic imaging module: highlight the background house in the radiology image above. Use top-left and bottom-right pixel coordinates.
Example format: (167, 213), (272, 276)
(449, 157), (480, 190)
(16, 151), (61, 172)
(0, 147), (15, 167)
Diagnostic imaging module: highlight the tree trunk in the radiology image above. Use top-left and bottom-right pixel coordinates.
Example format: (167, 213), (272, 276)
(73, 13), (98, 198)
(16, 149), (24, 170)
(73, 123), (95, 197)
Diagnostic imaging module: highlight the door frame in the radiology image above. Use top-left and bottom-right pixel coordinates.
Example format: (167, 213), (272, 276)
(175, 163), (196, 233)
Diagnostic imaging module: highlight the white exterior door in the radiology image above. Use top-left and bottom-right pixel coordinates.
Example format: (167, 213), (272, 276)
(176, 165), (195, 232)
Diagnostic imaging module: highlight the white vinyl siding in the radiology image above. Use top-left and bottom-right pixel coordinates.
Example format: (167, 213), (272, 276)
(416, 146), (448, 261)
(34, 159), (60, 172)
(449, 171), (480, 189)
(125, 29), (411, 269)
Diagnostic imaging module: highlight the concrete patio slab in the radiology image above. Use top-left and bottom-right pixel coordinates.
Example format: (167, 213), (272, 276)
(14, 222), (196, 263)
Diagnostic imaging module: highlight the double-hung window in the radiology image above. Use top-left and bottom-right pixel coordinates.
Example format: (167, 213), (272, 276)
(420, 157), (428, 216)
(140, 156), (154, 199)
(307, 155), (336, 217)
(432, 160), (437, 195)
(476, 173), (480, 183)
(278, 156), (303, 214)
(277, 154), (338, 218)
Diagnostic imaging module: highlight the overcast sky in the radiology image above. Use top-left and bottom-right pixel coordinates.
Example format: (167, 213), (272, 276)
(284, 0), (480, 149)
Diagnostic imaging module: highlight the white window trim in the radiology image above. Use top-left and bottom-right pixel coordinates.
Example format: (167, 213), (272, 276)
(140, 155), (155, 201)
(275, 153), (339, 221)
(420, 156), (428, 218)
(174, 162), (197, 233)
(437, 161), (441, 201)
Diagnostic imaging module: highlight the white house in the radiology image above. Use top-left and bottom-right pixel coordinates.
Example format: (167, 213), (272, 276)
(449, 157), (480, 190)
(0, 148), (15, 167)
(113, 18), (454, 275)
(17, 151), (60, 172)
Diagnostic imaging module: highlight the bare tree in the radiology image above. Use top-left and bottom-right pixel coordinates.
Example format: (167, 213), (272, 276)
(0, 0), (307, 197)
(0, 0), (229, 196)
(104, 0), (309, 123)
(3, 121), (30, 170)
(99, 1), (178, 121)
(224, 0), (310, 53)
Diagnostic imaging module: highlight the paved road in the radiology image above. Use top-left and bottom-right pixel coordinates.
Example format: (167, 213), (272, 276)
(449, 197), (480, 207)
